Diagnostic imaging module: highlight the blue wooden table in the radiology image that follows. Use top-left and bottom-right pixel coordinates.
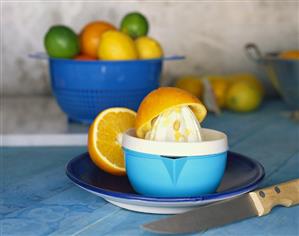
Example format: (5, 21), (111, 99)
(1, 100), (299, 236)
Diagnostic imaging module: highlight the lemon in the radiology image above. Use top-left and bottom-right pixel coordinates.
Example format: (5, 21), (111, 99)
(207, 75), (229, 108)
(98, 31), (138, 60)
(225, 81), (263, 112)
(135, 36), (163, 59)
(227, 73), (264, 96)
(175, 75), (202, 97)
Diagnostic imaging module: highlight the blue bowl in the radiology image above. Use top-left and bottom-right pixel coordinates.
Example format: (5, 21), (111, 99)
(246, 44), (299, 109)
(122, 128), (228, 197)
(48, 57), (182, 124)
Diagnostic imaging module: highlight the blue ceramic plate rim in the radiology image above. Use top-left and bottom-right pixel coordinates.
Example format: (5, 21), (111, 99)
(65, 151), (265, 203)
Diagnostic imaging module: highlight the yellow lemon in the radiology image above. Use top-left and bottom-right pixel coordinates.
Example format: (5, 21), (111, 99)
(225, 81), (263, 112)
(175, 75), (203, 97)
(207, 75), (230, 108)
(227, 73), (264, 96)
(97, 31), (138, 60)
(135, 36), (163, 59)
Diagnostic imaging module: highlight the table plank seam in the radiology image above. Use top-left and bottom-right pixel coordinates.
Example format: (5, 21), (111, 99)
(70, 208), (121, 236)
(201, 152), (299, 236)
(262, 151), (299, 184)
(229, 121), (276, 148)
(2, 181), (76, 217)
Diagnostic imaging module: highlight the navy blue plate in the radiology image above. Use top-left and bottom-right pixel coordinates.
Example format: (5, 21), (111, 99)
(66, 151), (264, 214)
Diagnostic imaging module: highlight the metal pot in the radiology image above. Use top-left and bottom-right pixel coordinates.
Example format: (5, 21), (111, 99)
(245, 43), (299, 110)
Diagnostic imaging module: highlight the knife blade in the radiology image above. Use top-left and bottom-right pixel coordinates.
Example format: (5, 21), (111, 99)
(142, 179), (299, 234)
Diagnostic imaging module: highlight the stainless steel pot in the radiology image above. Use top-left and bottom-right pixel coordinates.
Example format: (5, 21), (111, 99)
(245, 43), (299, 110)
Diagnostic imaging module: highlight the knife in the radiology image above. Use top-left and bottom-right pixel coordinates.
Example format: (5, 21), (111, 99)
(142, 179), (299, 234)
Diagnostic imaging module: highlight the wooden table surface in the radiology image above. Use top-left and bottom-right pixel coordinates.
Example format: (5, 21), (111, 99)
(1, 100), (299, 236)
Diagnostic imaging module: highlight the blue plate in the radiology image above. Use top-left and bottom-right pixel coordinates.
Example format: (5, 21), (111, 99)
(66, 151), (264, 214)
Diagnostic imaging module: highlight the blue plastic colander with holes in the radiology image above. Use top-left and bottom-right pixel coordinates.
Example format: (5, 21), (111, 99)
(41, 56), (184, 123)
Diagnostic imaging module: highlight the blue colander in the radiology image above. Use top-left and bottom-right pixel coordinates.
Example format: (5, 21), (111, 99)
(45, 56), (184, 123)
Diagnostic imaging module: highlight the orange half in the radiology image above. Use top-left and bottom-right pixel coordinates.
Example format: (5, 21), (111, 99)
(88, 108), (136, 176)
(135, 87), (207, 139)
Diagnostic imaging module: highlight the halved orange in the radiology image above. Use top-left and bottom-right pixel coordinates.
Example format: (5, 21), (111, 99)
(135, 87), (207, 139)
(88, 108), (136, 176)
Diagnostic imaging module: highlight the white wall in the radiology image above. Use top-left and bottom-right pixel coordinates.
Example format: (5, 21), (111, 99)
(2, 1), (298, 96)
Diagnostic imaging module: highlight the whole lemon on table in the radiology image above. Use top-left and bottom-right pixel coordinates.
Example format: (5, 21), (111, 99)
(44, 25), (80, 58)
(135, 36), (163, 59)
(175, 75), (202, 97)
(80, 21), (116, 58)
(98, 31), (138, 60)
(120, 12), (149, 38)
(227, 73), (264, 96)
(225, 81), (263, 112)
(207, 75), (230, 108)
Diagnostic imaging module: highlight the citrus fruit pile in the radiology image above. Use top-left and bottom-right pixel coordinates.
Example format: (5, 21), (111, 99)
(279, 50), (299, 60)
(44, 12), (163, 61)
(88, 87), (207, 176)
(175, 73), (264, 113)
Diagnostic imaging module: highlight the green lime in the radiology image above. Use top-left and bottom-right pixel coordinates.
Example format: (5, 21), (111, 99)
(120, 12), (149, 38)
(44, 25), (80, 58)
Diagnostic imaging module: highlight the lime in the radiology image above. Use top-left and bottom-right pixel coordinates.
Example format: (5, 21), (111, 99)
(44, 25), (80, 58)
(120, 12), (149, 38)
(225, 81), (263, 112)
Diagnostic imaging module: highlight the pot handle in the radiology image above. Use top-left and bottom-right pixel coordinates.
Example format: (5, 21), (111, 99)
(245, 43), (264, 64)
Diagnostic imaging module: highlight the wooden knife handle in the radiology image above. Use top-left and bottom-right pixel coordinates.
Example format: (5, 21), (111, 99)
(249, 179), (299, 216)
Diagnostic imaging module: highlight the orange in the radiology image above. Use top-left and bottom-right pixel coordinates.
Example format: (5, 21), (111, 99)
(279, 50), (299, 60)
(88, 108), (136, 176)
(74, 54), (96, 60)
(80, 21), (116, 58)
(135, 87), (207, 139)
